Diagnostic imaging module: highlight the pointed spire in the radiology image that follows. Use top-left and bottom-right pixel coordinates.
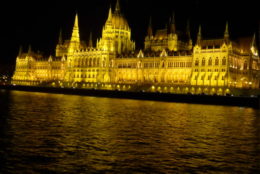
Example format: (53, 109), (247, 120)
(108, 5), (112, 20)
(70, 13), (80, 43)
(186, 19), (191, 39)
(48, 55), (53, 62)
(147, 17), (153, 37)
(18, 45), (23, 56)
(149, 16), (152, 27)
(89, 32), (93, 47)
(251, 33), (258, 56)
(59, 29), (63, 44)
(197, 25), (202, 45)
(224, 21), (229, 39)
(28, 45), (32, 54)
(169, 12), (176, 34)
(251, 33), (256, 47)
(115, 0), (121, 14)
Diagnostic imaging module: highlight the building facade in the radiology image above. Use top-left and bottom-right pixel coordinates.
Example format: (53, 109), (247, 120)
(12, 0), (260, 95)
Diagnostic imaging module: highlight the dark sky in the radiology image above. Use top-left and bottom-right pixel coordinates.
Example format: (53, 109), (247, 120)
(1, 0), (259, 75)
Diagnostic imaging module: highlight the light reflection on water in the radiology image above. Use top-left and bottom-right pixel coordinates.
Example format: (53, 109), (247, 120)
(0, 90), (260, 173)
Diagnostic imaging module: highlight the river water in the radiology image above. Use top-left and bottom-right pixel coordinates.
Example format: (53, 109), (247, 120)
(0, 90), (259, 173)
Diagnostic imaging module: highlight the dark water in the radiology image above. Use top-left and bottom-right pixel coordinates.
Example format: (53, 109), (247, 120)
(0, 90), (260, 173)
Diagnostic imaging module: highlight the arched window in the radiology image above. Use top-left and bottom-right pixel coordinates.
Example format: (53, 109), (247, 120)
(202, 58), (206, 66)
(195, 59), (199, 66)
(92, 58), (96, 67)
(222, 57), (226, 66)
(244, 61), (247, 70)
(215, 57), (219, 66)
(208, 58), (212, 66)
(97, 59), (100, 66)
(89, 58), (92, 67)
(87, 59), (90, 67)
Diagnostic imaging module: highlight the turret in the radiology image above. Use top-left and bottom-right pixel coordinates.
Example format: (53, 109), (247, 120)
(186, 20), (192, 50)
(48, 55), (53, 62)
(224, 21), (229, 42)
(251, 33), (256, 48)
(115, 0), (121, 14)
(251, 33), (258, 56)
(169, 12), (176, 34)
(186, 20), (191, 39)
(28, 45), (32, 55)
(147, 17), (153, 38)
(59, 29), (63, 45)
(18, 45), (23, 56)
(89, 32), (93, 47)
(196, 25), (202, 46)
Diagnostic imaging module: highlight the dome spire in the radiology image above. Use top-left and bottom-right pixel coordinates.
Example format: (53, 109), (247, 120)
(251, 33), (256, 48)
(224, 21), (229, 39)
(251, 33), (258, 56)
(89, 32), (93, 47)
(28, 44), (32, 54)
(197, 25), (202, 45)
(115, 0), (121, 14)
(169, 12), (176, 34)
(59, 29), (63, 44)
(18, 45), (23, 56)
(147, 16), (153, 37)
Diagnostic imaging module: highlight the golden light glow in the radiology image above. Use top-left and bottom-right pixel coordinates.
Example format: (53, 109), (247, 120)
(11, 2), (260, 96)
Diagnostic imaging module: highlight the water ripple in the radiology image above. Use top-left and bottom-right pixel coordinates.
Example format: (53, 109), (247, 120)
(0, 90), (260, 173)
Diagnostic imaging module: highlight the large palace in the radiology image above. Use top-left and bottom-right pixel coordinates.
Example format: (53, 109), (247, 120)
(12, 0), (260, 95)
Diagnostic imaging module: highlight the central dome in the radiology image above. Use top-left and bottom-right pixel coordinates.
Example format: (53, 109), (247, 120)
(111, 13), (129, 29)
(97, 0), (135, 54)
(104, 0), (130, 30)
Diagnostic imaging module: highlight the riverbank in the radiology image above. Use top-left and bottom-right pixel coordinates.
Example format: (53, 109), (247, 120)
(0, 85), (259, 108)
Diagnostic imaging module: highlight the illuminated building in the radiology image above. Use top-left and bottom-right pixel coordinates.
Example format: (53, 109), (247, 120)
(12, 0), (260, 95)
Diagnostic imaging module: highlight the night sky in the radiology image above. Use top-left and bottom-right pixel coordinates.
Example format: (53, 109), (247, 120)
(1, 0), (259, 75)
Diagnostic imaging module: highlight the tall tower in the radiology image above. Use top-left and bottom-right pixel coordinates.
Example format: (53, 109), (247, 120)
(68, 13), (81, 54)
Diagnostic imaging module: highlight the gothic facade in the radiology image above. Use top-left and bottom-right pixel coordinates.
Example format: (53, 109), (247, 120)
(12, 0), (260, 95)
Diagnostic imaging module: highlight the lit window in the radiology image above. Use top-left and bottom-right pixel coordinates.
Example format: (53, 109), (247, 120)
(244, 61), (247, 70)
(202, 58), (206, 66)
(215, 57), (219, 66)
(208, 58), (212, 66)
(195, 59), (199, 66)
(222, 58), (226, 65)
